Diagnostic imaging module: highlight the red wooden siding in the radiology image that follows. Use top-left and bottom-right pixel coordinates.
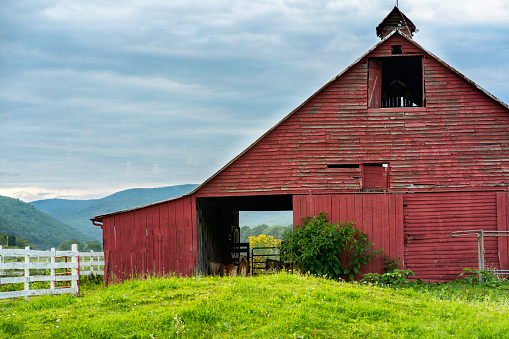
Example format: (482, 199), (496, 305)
(197, 33), (509, 198)
(293, 192), (509, 281)
(403, 192), (499, 281)
(497, 193), (509, 272)
(293, 194), (404, 277)
(101, 195), (196, 284)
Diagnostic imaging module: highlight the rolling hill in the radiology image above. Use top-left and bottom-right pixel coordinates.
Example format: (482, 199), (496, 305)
(30, 184), (200, 242)
(0, 195), (94, 250)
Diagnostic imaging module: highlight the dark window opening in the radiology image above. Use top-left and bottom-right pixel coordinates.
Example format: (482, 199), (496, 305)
(368, 56), (424, 108)
(327, 164), (360, 169)
(392, 45), (402, 55)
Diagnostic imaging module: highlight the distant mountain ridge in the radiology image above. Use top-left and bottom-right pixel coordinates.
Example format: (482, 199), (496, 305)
(0, 195), (94, 250)
(31, 184), (200, 242)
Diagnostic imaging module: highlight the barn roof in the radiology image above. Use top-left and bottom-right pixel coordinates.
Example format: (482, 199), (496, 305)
(91, 29), (509, 223)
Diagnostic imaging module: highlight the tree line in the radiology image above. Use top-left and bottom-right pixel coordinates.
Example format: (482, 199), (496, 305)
(240, 224), (293, 243)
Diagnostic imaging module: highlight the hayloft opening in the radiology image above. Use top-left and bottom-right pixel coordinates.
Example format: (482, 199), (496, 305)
(392, 45), (402, 55)
(368, 56), (424, 108)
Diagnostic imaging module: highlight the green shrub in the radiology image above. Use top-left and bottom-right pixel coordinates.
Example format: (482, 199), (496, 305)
(279, 212), (379, 280)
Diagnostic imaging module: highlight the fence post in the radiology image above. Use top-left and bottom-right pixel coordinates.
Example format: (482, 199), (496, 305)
(90, 250), (95, 275)
(50, 248), (56, 290)
(71, 244), (78, 293)
(24, 246), (30, 301)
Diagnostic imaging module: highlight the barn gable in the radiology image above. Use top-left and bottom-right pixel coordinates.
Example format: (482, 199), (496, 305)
(196, 30), (509, 197)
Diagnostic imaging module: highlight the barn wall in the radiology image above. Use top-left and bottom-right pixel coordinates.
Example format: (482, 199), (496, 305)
(403, 192), (499, 281)
(293, 194), (404, 277)
(293, 192), (509, 282)
(197, 34), (509, 197)
(102, 195), (196, 284)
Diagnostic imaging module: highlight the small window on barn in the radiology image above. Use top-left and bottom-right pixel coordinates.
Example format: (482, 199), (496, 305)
(368, 56), (424, 108)
(362, 163), (389, 190)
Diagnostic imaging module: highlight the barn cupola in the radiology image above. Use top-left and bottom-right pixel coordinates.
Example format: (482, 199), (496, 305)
(376, 6), (417, 39)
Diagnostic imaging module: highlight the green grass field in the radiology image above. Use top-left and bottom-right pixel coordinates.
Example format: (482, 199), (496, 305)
(1, 273), (509, 338)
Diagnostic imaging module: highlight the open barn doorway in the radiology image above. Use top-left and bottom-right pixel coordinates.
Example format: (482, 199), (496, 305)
(195, 195), (292, 275)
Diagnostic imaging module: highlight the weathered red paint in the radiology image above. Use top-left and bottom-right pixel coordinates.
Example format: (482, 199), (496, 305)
(293, 194), (405, 277)
(100, 196), (196, 284)
(197, 33), (508, 197)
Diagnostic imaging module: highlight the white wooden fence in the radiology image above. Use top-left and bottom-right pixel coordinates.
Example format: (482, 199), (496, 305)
(0, 244), (105, 300)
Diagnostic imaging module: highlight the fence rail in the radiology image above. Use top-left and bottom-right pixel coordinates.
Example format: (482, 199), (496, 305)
(0, 244), (104, 300)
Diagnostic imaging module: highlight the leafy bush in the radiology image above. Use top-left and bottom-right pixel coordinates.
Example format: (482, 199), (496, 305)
(382, 254), (401, 273)
(279, 212), (379, 280)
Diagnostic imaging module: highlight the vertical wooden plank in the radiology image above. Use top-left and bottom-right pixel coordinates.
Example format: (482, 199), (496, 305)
(339, 195), (348, 223)
(323, 195), (332, 220)
(380, 195), (390, 271)
(139, 208), (148, 277)
(313, 195), (321, 217)
(113, 215), (120, 280)
(497, 193), (508, 271)
(160, 202), (170, 275)
(153, 205), (162, 277)
(395, 194), (405, 267)
(122, 213), (132, 280)
(145, 208), (154, 276)
(331, 195), (340, 224)
(353, 195), (363, 279)
(388, 195), (397, 262)
(190, 195), (197, 275)
(306, 195), (314, 219)
(345, 194), (356, 222)
(168, 200), (177, 273)
(134, 210), (142, 278)
(184, 196), (194, 276)
(102, 218), (113, 285)
(175, 198), (185, 274)
(362, 195), (373, 273)
(506, 194), (509, 272)
(292, 196), (302, 227)
(372, 195), (383, 274)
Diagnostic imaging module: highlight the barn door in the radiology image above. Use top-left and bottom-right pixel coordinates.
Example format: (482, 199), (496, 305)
(368, 60), (382, 108)
(403, 192), (498, 281)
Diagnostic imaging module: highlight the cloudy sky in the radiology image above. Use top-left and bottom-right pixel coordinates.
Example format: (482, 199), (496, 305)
(1, 0), (509, 202)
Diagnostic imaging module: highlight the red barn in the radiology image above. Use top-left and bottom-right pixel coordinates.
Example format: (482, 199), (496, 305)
(92, 7), (509, 283)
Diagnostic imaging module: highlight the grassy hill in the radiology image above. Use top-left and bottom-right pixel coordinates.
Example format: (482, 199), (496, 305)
(0, 195), (94, 250)
(30, 184), (200, 242)
(1, 273), (509, 338)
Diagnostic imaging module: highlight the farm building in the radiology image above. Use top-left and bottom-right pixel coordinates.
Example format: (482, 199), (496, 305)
(92, 7), (509, 283)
